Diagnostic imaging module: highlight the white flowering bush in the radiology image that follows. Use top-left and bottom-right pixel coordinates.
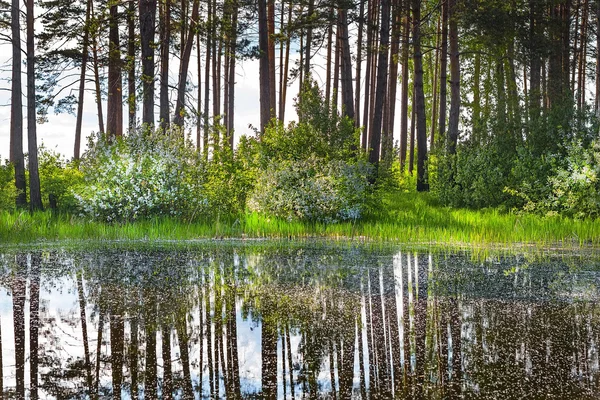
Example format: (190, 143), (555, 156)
(248, 158), (372, 223)
(75, 128), (207, 222)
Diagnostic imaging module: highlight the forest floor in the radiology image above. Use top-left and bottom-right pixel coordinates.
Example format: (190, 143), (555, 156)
(1, 192), (598, 250)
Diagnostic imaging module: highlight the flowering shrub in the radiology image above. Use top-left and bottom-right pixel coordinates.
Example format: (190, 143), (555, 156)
(248, 158), (372, 223)
(75, 128), (206, 222)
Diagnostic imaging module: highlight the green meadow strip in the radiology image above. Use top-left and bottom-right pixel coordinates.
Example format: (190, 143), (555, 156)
(0, 192), (599, 251)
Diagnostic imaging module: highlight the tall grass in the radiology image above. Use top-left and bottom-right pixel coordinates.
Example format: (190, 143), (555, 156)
(1, 191), (599, 249)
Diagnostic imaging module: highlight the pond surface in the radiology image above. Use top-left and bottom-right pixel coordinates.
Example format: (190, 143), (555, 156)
(0, 243), (599, 399)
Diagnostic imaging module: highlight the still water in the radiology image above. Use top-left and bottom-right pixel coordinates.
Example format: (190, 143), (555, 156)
(0, 243), (599, 399)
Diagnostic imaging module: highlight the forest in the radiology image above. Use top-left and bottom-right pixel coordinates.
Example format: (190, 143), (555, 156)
(1, 0), (600, 242)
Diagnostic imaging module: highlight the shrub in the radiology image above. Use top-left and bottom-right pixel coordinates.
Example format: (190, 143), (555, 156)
(248, 157), (372, 223)
(74, 128), (206, 222)
(0, 161), (16, 211)
(38, 146), (83, 212)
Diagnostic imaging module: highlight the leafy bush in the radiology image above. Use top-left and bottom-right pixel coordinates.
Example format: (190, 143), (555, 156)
(507, 141), (600, 219)
(247, 78), (371, 223)
(248, 157), (372, 223)
(75, 128), (206, 222)
(38, 146), (83, 212)
(0, 161), (17, 211)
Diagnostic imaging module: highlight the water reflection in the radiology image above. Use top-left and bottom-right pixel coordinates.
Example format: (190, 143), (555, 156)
(0, 246), (598, 399)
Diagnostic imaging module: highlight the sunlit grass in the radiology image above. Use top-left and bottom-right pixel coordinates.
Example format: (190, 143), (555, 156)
(1, 191), (599, 249)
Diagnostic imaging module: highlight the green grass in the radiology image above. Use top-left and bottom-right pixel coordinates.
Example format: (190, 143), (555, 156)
(1, 191), (599, 250)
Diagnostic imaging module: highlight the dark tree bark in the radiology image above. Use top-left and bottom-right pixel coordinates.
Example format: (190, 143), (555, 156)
(106, 3), (123, 139)
(259, 0), (272, 132)
(338, 9), (355, 121)
(10, 0), (26, 208)
(383, 0), (401, 160)
(227, 1), (238, 147)
(438, 0), (448, 147)
(173, 0), (200, 127)
(368, 0), (391, 172)
(355, 0), (365, 128)
(399, 0), (410, 168)
(140, 0), (157, 127)
(74, 0), (92, 160)
(529, 0), (541, 119)
(127, 1), (136, 132)
(144, 301), (158, 399)
(176, 315), (194, 399)
(303, 0), (315, 83)
(26, 0), (42, 211)
(447, 0), (460, 154)
(413, 0), (428, 191)
(268, 0), (277, 110)
(204, 0), (211, 155)
(596, 0), (600, 115)
(130, 317), (139, 399)
(91, 1), (105, 135)
(362, 0), (375, 149)
(160, 0), (171, 130)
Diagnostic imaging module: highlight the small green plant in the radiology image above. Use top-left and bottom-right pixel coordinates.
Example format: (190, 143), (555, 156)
(38, 146), (83, 212)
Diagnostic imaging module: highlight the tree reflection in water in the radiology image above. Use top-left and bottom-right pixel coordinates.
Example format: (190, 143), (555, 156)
(0, 245), (598, 399)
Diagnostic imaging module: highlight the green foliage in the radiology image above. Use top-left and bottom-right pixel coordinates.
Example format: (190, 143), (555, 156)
(248, 157), (372, 223)
(75, 128), (206, 222)
(0, 161), (17, 211)
(202, 135), (257, 218)
(249, 78), (372, 223)
(38, 146), (83, 212)
(507, 141), (600, 219)
(430, 140), (513, 209)
(260, 79), (360, 163)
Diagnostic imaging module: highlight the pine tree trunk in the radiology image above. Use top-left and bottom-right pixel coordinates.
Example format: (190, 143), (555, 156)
(10, 0), (26, 208)
(429, 13), (441, 150)
(74, 0), (92, 160)
(413, 0), (428, 191)
(227, 2), (238, 147)
(325, 9), (333, 107)
(362, 0), (375, 149)
(127, 1), (136, 132)
(162, 323), (173, 400)
(197, 30), (202, 150)
(368, 0), (391, 173)
(90, 2), (104, 135)
(140, 0), (157, 127)
(26, 0), (43, 210)
(268, 0), (277, 112)
(339, 9), (355, 120)
(259, 0), (272, 132)
(447, 0), (460, 155)
(438, 0), (448, 146)
(204, 0), (212, 155)
(106, 3), (123, 140)
(383, 0), (401, 160)
(399, 0), (410, 168)
(160, 0), (171, 130)
(596, 0), (600, 115)
(355, 0), (365, 128)
(173, 0), (200, 127)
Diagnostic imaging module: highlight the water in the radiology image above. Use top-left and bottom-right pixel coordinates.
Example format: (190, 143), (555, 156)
(0, 243), (599, 399)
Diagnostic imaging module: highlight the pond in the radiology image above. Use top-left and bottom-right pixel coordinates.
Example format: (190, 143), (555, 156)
(0, 242), (599, 399)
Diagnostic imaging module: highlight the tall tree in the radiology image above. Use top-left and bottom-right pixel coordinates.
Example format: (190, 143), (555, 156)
(413, 0), (428, 191)
(127, 0), (136, 131)
(140, 0), (158, 127)
(259, 0), (272, 132)
(399, 0), (410, 168)
(11, 0), (27, 208)
(74, 0), (93, 160)
(438, 0), (448, 147)
(26, 0), (42, 210)
(338, 7), (355, 120)
(160, 0), (171, 130)
(173, 0), (200, 127)
(447, 0), (460, 154)
(368, 0), (391, 172)
(106, 2), (123, 139)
